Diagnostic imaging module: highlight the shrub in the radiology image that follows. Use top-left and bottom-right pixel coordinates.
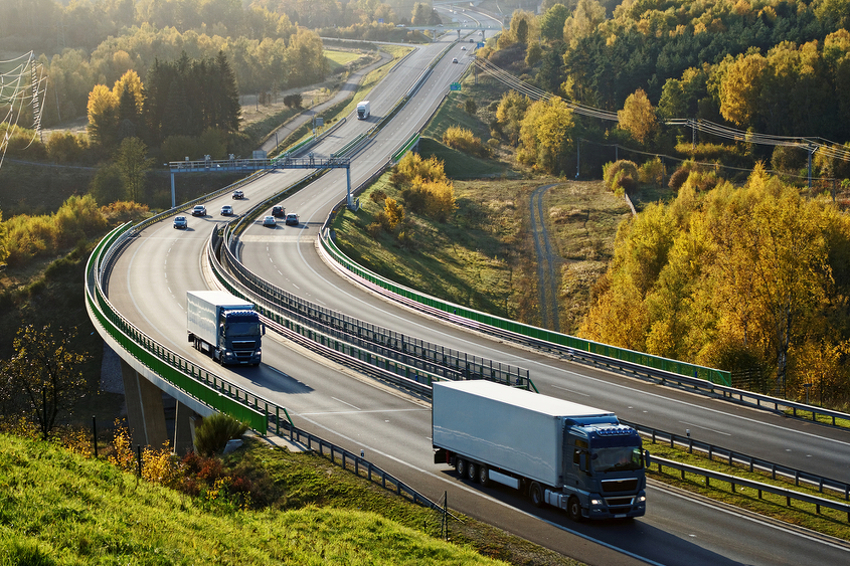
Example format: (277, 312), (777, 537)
(668, 167), (691, 191)
(369, 189), (387, 203)
(602, 160), (638, 196)
(193, 412), (249, 457)
(443, 125), (487, 158)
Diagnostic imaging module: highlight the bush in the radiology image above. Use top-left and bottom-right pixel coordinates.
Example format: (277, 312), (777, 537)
(369, 189), (387, 203)
(442, 126), (487, 158)
(668, 167), (691, 191)
(193, 413), (248, 457)
(602, 160), (638, 196)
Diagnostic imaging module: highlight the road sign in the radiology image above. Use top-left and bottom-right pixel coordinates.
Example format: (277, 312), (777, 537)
(450, 82), (461, 91)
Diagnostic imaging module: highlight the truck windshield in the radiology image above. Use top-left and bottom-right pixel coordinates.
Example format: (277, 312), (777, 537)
(228, 322), (261, 337)
(592, 446), (643, 473)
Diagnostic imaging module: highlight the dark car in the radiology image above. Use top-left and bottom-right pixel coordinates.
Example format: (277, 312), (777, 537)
(272, 205), (285, 218)
(285, 213), (299, 226)
(191, 205), (206, 217)
(173, 216), (188, 229)
(232, 190), (244, 199)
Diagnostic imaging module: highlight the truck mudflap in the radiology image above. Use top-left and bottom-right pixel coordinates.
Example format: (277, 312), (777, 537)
(545, 489), (646, 519)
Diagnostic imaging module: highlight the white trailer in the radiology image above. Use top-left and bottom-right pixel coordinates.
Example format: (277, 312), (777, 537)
(432, 380), (647, 521)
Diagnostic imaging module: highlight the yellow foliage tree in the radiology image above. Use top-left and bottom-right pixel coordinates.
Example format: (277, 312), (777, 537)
(617, 88), (658, 145)
(517, 97), (575, 174)
(87, 84), (119, 147)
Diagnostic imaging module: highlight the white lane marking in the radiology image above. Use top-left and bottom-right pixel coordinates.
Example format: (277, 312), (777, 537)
(298, 408), (428, 416)
(550, 384), (590, 396)
(680, 421), (731, 436)
(331, 397), (361, 411)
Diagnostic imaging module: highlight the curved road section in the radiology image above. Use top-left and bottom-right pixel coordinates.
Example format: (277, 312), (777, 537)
(100, 25), (850, 566)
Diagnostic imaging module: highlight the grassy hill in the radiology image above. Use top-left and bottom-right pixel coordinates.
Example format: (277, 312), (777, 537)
(0, 433), (583, 566)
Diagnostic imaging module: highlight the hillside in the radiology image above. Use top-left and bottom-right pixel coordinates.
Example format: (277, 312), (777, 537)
(0, 433), (583, 566)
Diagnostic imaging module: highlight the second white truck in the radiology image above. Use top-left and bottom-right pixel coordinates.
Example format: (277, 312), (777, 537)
(356, 100), (370, 120)
(432, 380), (648, 521)
(187, 290), (264, 366)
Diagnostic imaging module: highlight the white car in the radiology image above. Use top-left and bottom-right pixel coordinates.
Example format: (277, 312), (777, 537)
(220, 205), (233, 216)
(452, 58), (458, 63)
(232, 190), (244, 199)
(262, 215), (276, 227)
(461, 46), (467, 50)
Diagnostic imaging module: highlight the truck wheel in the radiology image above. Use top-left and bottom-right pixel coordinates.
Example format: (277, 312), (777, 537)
(478, 465), (489, 486)
(456, 458), (466, 478)
(467, 462), (478, 481)
(529, 482), (544, 507)
(567, 496), (584, 522)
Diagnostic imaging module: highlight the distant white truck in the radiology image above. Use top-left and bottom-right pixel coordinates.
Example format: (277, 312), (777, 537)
(356, 100), (370, 120)
(187, 290), (264, 366)
(432, 380), (648, 521)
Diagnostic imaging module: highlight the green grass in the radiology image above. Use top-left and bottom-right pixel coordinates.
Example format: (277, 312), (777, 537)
(334, 174), (544, 322)
(325, 49), (363, 69)
(646, 440), (850, 541)
(417, 137), (509, 179)
(0, 433), (583, 566)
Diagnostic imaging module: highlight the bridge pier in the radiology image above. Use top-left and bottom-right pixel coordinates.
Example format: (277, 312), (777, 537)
(174, 401), (199, 455)
(121, 360), (169, 449)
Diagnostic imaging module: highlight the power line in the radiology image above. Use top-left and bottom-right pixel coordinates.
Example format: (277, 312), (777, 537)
(473, 58), (850, 163)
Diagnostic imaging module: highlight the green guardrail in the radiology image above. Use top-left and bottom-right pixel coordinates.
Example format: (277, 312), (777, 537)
(86, 228), (269, 433)
(392, 133), (420, 162)
(319, 233), (731, 387)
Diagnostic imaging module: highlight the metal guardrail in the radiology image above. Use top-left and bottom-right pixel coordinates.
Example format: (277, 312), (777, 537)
(318, 230), (729, 384)
(217, 228), (531, 389)
(623, 420), (850, 501)
(316, 228), (850, 427)
(285, 423), (444, 512)
(87, 222), (446, 518)
(392, 133), (420, 162)
(652, 456), (850, 521)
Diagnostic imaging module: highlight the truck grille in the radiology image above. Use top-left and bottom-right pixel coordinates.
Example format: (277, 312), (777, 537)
(605, 497), (634, 508)
(232, 341), (256, 349)
(601, 478), (638, 493)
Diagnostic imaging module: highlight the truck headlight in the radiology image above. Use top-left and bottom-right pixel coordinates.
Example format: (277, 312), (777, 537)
(591, 499), (602, 506)
(638, 495), (646, 503)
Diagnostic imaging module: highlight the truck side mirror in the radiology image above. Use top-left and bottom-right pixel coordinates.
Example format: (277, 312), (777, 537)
(262, 324), (266, 335)
(644, 449), (651, 468)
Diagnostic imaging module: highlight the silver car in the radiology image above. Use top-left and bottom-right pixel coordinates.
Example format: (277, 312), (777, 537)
(262, 215), (276, 227)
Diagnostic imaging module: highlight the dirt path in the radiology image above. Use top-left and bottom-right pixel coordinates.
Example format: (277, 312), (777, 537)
(529, 184), (562, 331)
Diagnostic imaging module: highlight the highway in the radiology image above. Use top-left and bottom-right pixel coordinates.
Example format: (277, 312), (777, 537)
(103, 13), (850, 566)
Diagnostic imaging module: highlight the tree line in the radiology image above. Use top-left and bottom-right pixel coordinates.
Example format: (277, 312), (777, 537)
(3, 1), (325, 131)
(478, 0), (850, 178)
(580, 165), (850, 407)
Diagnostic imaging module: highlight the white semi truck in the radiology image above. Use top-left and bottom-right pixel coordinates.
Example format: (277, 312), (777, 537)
(432, 380), (648, 521)
(356, 100), (370, 120)
(187, 290), (264, 366)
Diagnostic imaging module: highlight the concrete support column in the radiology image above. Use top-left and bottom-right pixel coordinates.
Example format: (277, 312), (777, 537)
(173, 401), (197, 455)
(120, 360), (168, 449)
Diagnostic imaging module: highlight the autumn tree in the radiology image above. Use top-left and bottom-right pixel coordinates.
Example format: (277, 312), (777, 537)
(1, 325), (91, 441)
(618, 88), (658, 145)
(495, 90), (532, 146)
(87, 84), (119, 148)
(581, 167), (850, 400)
(516, 97), (575, 174)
